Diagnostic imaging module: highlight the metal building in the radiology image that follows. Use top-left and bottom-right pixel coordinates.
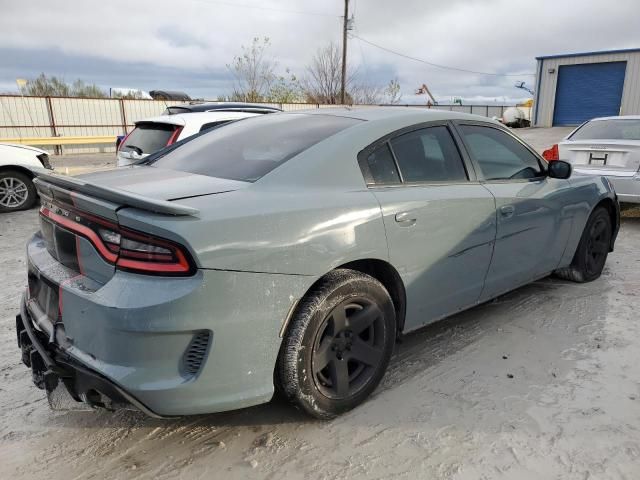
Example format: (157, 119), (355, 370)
(533, 48), (640, 127)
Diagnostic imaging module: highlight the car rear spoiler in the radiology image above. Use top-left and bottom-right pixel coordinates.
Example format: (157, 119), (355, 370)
(33, 173), (200, 217)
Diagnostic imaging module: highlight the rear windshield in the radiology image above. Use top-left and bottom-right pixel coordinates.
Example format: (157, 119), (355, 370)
(570, 119), (640, 141)
(147, 114), (361, 182)
(121, 123), (178, 154)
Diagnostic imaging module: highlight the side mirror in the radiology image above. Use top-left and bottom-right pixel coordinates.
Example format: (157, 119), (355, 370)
(548, 160), (572, 179)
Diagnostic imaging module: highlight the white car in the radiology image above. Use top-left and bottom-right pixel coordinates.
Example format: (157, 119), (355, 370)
(544, 116), (640, 204)
(0, 143), (53, 212)
(117, 111), (260, 166)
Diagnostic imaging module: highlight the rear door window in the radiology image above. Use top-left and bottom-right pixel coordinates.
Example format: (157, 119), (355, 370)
(389, 126), (468, 183)
(120, 123), (178, 155)
(459, 125), (544, 180)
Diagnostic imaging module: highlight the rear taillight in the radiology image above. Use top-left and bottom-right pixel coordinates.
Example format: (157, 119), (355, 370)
(117, 130), (133, 152)
(166, 126), (184, 146)
(40, 205), (195, 276)
(542, 144), (559, 161)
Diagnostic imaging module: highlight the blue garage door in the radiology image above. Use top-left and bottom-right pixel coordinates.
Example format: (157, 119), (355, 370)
(552, 61), (627, 126)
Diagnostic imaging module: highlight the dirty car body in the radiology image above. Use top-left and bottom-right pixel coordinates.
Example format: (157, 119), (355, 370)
(16, 108), (620, 417)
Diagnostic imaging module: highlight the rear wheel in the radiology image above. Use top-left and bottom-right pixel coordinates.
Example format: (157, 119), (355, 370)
(555, 206), (612, 283)
(277, 269), (396, 419)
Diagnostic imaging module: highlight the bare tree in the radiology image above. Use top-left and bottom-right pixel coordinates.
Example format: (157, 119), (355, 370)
(350, 83), (383, 104)
(228, 37), (276, 102)
(384, 78), (402, 104)
(303, 42), (354, 104)
(22, 73), (70, 96)
(268, 69), (304, 103)
(20, 73), (106, 97)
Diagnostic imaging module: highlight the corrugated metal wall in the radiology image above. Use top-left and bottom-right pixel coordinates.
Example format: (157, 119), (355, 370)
(534, 50), (640, 127)
(0, 96), (514, 154)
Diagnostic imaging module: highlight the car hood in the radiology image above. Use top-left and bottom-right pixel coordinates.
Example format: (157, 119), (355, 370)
(0, 142), (48, 155)
(78, 166), (249, 201)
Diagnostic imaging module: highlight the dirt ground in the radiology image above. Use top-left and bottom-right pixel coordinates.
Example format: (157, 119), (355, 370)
(1, 128), (640, 479)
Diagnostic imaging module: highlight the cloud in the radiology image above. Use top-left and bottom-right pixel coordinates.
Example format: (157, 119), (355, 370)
(0, 0), (638, 102)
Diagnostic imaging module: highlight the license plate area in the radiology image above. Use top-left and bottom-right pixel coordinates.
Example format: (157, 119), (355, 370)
(28, 268), (60, 323)
(588, 151), (609, 165)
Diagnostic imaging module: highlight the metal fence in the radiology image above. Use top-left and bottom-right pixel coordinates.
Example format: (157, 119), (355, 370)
(0, 95), (514, 154)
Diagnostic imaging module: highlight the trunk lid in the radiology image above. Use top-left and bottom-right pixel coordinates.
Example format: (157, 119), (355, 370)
(32, 167), (246, 285)
(559, 140), (640, 176)
(78, 166), (248, 201)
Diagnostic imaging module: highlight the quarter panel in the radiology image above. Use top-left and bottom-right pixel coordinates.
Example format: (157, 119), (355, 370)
(118, 187), (389, 276)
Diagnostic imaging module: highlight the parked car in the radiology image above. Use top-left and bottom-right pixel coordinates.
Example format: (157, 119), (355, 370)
(115, 103), (282, 152)
(0, 143), (53, 212)
(117, 111), (260, 166)
(543, 115), (640, 204)
(17, 108), (619, 419)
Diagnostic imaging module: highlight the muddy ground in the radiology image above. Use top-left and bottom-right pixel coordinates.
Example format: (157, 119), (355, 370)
(1, 128), (640, 479)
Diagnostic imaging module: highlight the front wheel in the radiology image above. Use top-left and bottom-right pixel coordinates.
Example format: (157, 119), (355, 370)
(277, 269), (396, 419)
(0, 170), (37, 213)
(555, 206), (612, 283)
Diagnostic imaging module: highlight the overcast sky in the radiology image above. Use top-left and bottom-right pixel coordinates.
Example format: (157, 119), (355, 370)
(0, 0), (638, 103)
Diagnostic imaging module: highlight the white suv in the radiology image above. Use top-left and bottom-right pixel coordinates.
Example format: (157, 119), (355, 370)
(117, 111), (260, 166)
(0, 143), (53, 212)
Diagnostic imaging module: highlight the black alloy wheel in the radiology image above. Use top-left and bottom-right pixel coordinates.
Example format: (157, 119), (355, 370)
(311, 298), (385, 399)
(277, 269), (396, 419)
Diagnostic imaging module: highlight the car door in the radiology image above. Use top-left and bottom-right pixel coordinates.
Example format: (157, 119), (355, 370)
(454, 122), (574, 301)
(359, 123), (497, 332)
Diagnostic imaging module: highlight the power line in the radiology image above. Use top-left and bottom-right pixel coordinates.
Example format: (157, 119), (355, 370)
(353, 35), (536, 77)
(188, 0), (338, 17)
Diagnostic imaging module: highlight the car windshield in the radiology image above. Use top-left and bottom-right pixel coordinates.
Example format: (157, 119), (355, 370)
(570, 119), (640, 141)
(147, 114), (362, 182)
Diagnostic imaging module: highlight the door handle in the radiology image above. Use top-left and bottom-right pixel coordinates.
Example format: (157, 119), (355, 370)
(395, 212), (417, 226)
(500, 205), (515, 218)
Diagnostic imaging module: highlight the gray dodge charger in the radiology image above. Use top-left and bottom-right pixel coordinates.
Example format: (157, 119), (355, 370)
(16, 107), (619, 419)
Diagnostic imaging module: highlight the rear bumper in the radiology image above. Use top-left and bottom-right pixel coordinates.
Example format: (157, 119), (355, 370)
(606, 176), (640, 204)
(16, 296), (166, 418)
(574, 169), (640, 204)
(20, 232), (314, 416)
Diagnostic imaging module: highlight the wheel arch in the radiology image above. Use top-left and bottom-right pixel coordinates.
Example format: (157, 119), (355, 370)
(593, 196), (618, 251)
(336, 259), (406, 335)
(280, 259), (407, 344)
(0, 165), (36, 179)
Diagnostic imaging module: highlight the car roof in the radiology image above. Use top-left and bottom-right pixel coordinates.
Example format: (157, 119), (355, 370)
(166, 102), (282, 114)
(135, 111), (259, 127)
(587, 115), (640, 121)
(288, 106), (502, 124)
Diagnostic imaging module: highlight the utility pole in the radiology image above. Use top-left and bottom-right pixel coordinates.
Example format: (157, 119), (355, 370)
(340, 0), (349, 104)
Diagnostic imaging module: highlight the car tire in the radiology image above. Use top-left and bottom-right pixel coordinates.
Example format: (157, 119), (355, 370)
(554, 206), (612, 283)
(0, 170), (37, 213)
(277, 269), (396, 419)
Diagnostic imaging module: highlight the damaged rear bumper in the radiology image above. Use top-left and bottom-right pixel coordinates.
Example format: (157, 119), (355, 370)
(16, 294), (168, 418)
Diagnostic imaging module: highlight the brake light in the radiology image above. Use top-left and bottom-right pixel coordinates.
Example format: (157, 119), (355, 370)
(542, 144), (559, 161)
(166, 126), (184, 146)
(117, 130), (133, 151)
(40, 205), (195, 276)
